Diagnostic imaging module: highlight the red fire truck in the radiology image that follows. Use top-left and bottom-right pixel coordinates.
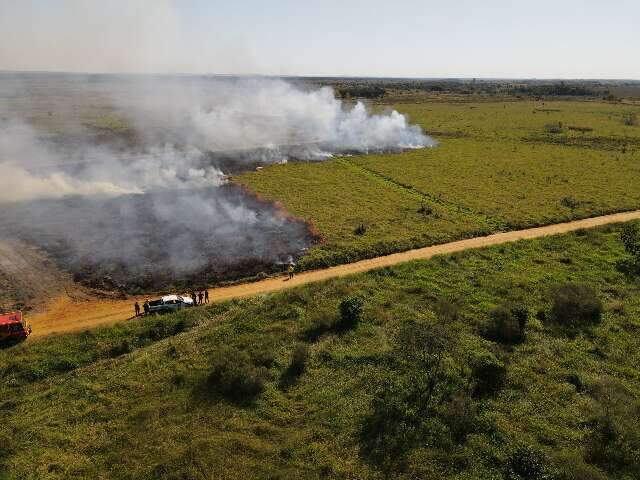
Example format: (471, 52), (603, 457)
(0, 311), (31, 344)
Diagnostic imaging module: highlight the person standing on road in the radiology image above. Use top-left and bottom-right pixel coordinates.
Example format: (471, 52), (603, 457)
(198, 291), (204, 305)
(288, 263), (295, 280)
(191, 291), (197, 305)
(143, 300), (150, 316)
(204, 290), (209, 304)
(134, 302), (140, 317)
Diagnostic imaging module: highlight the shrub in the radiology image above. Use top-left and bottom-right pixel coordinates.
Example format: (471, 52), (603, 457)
(418, 202), (433, 216)
(485, 303), (528, 344)
(584, 377), (640, 475)
(551, 452), (607, 480)
(354, 223), (367, 236)
(109, 340), (131, 358)
(433, 298), (460, 323)
(442, 393), (476, 443)
(621, 222), (640, 271)
(305, 315), (335, 340)
(508, 445), (549, 480)
(471, 355), (507, 397)
(560, 196), (580, 209)
(360, 321), (463, 471)
(360, 379), (417, 472)
(288, 344), (309, 377)
(338, 296), (364, 330)
(550, 283), (602, 327)
(206, 348), (267, 402)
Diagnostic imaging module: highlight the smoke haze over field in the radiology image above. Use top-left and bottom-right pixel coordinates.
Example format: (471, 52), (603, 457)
(0, 75), (434, 205)
(0, 73), (434, 291)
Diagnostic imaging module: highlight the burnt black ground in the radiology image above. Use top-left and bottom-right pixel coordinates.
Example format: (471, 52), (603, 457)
(0, 185), (317, 294)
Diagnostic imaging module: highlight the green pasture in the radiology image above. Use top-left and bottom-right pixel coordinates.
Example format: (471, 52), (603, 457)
(239, 100), (640, 269)
(2, 224), (639, 479)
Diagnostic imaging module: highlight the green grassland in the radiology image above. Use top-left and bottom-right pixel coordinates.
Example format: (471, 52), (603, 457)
(2, 224), (640, 479)
(238, 100), (640, 269)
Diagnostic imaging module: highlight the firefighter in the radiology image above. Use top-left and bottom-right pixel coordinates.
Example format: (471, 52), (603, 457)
(134, 301), (140, 317)
(204, 290), (209, 304)
(143, 300), (150, 316)
(288, 262), (295, 280)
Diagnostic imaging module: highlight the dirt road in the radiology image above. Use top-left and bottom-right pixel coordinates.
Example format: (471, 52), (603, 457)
(27, 210), (640, 338)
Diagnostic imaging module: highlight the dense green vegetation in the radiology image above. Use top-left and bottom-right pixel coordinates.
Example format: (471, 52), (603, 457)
(239, 100), (640, 270)
(2, 224), (640, 479)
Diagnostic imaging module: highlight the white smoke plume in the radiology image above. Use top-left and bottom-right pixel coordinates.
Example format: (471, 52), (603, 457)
(0, 76), (434, 204)
(0, 74), (434, 292)
(0, 163), (139, 203)
(117, 77), (434, 159)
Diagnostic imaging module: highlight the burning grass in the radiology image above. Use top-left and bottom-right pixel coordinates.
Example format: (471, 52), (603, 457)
(0, 185), (319, 294)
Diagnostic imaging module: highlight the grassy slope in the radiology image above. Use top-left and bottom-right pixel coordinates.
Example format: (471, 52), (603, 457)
(238, 100), (640, 269)
(1, 224), (639, 479)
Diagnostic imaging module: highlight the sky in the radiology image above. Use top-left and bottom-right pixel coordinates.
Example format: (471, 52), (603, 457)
(0, 0), (638, 79)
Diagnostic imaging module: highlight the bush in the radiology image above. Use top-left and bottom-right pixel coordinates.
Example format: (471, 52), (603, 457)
(551, 452), (607, 480)
(442, 394), (476, 443)
(485, 303), (528, 344)
(360, 321), (463, 471)
(109, 340), (131, 358)
(584, 377), (640, 475)
(338, 296), (364, 330)
(418, 202), (433, 216)
(249, 340), (277, 368)
(354, 223), (367, 236)
(206, 348), (267, 403)
(621, 222), (640, 271)
(288, 344), (309, 377)
(433, 298), (460, 323)
(508, 445), (549, 480)
(560, 196), (580, 209)
(550, 283), (602, 327)
(472, 355), (507, 397)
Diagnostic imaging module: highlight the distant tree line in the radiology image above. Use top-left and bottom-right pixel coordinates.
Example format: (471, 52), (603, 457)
(338, 85), (386, 99)
(510, 81), (596, 97)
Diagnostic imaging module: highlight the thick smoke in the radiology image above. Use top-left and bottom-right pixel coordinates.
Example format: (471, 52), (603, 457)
(0, 74), (434, 292)
(115, 77), (434, 159)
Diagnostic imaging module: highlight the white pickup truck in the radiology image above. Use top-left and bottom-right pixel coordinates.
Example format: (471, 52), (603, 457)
(147, 295), (194, 314)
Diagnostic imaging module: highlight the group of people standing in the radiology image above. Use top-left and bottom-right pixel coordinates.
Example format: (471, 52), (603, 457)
(190, 290), (209, 305)
(133, 300), (150, 317)
(132, 262), (297, 317)
(133, 290), (209, 317)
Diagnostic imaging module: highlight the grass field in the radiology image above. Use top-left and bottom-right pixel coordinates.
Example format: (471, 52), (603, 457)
(2, 224), (639, 479)
(238, 100), (640, 270)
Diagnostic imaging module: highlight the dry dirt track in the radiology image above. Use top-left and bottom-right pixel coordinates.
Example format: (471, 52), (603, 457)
(27, 210), (640, 338)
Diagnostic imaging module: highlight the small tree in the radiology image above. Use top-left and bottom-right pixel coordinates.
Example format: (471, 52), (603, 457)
(472, 355), (507, 397)
(621, 222), (640, 271)
(486, 303), (528, 344)
(288, 344), (309, 377)
(206, 348), (267, 402)
(508, 445), (549, 480)
(338, 295), (364, 330)
(550, 283), (602, 328)
(360, 321), (462, 472)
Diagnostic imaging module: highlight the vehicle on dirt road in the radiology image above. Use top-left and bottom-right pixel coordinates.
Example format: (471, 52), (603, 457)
(147, 295), (194, 315)
(0, 311), (31, 345)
